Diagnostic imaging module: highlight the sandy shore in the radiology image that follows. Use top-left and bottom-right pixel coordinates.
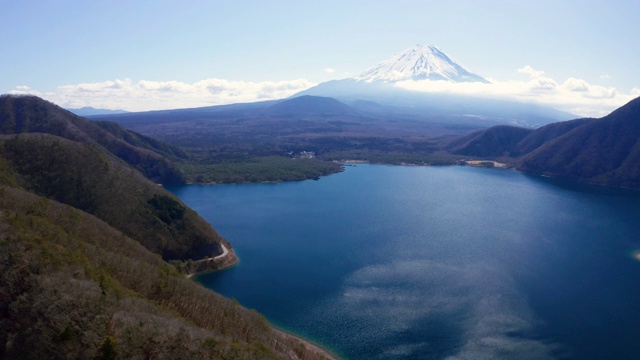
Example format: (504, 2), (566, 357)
(272, 328), (340, 360)
(464, 160), (508, 168)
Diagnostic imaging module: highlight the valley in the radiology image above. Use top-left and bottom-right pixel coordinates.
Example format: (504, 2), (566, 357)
(92, 90), (640, 190)
(93, 44), (628, 187)
(90, 95), (475, 183)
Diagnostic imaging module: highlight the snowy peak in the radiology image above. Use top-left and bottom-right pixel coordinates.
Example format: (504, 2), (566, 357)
(354, 44), (489, 83)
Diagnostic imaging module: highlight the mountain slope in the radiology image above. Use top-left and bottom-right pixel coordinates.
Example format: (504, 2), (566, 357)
(0, 186), (330, 360)
(448, 97), (640, 189)
(0, 95), (186, 183)
(293, 45), (574, 127)
(67, 106), (128, 116)
(262, 95), (358, 116)
(0, 95), (223, 260)
(512, 117), (593, 155)
(88, 100), (280, 127)
(518, 97), (640, 187)
(0, 95), (333, 359)
(447, 125), (533, 157)
(355, 44), (489, 83)
(0, 133), (225, 260)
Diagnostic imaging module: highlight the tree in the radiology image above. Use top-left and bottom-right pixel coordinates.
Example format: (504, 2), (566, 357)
(96, 336), (117, 360)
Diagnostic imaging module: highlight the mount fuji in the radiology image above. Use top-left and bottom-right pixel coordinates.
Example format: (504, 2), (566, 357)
(294, 45), (575, 127)
(354, 44), (489, 83)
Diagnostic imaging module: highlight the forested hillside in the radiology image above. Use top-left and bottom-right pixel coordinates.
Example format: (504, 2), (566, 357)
(0, 95), (333, 359)
(518, 97), (640, 188)
(447, 96), (640, 189)
(0, 95), (186, 184)
(0, 187), (330, 359)
(0, 133), (223, 260)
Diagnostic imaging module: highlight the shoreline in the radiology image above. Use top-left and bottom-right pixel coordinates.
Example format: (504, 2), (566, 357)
(185, 243), (239, 279)
(272, 327), (340, 360)
(185, 247), (340, 359)
(182, 159), (640, 192)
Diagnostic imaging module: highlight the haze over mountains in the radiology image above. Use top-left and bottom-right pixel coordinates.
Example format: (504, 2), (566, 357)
(88, 45), (576, 131)
(294, 44), (575, 127)
(89, 44), (582, 179)
(92, 87), (640, 190)
(85, 43), (640, 189)
(77, 45), (635, 187)
(67, 106), (129, 116)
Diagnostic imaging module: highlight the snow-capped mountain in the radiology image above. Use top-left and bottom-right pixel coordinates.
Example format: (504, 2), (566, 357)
(292, 44), (575, 126)
(354, 44), (489, 83)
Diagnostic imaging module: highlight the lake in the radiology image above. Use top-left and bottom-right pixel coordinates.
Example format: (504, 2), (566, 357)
(167, 165), (640, 359)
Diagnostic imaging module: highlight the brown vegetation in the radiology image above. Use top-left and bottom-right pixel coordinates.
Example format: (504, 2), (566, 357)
(0, 133), (223, 260)
(0, 94), (185, 184)
(0, 186), (331, 359)
(0, 95), (335, 359)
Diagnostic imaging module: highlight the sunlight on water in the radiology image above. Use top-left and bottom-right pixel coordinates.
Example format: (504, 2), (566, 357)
(169, 165), (640, 360)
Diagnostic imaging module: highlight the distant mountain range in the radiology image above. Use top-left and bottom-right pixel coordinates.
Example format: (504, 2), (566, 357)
(90, 93), (479, 163)
(294, 44), (575, 127)
(89, 44), (574, 128)
(448, 96), (640, 188)
(67, 106), (129, 116)
(74, 44), (639, 189)
(261, 95), (358, 116)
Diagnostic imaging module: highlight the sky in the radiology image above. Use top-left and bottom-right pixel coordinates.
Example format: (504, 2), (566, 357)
(2, 0), (639, 117)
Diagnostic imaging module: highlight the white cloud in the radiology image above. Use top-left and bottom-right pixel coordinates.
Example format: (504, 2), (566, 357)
(324, 68), (336, 74)
(517, 65), (545, 78)
(7, 67), (637, 117)
(395, 67), (637, 117)
(9, 78), (316, 111)
(563, 77), (590, 92)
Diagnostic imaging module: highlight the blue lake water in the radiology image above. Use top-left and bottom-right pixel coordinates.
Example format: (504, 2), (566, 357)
(167, 165), (640, 359)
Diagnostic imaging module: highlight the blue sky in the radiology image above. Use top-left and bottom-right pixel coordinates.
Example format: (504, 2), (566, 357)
(2, 0), (639, 115)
